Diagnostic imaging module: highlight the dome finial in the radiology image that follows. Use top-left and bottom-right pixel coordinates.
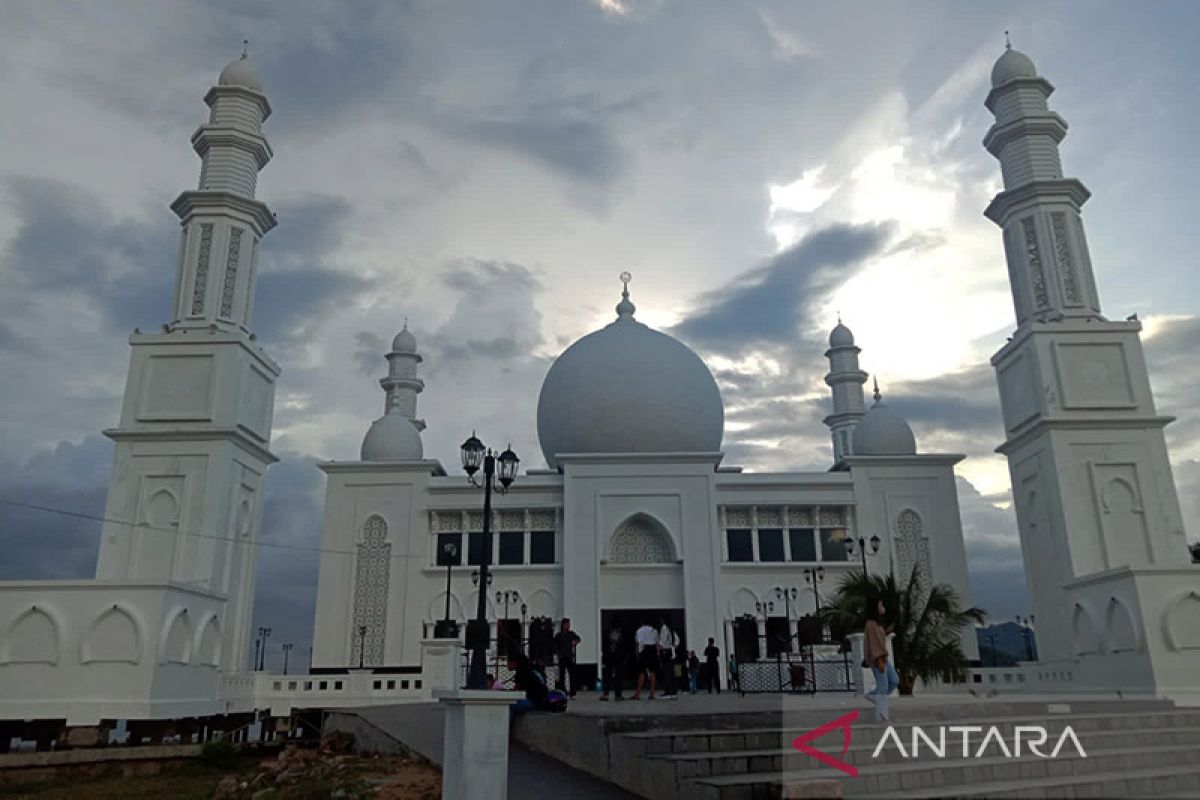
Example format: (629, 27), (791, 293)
(1004, 30), (1011, 50)
(616, 271), (636, 319)
(872, 375), (882, 403)
(241, 39), (250, 59)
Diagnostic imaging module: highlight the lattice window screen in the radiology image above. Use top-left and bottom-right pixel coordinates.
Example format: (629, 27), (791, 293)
(609, 516), (675, 564)
(351, 515), (391, 667)
(893, 509), (932, 595)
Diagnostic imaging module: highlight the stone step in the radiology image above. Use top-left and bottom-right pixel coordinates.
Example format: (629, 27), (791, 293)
(618, 708), (1200, 758)
(883, 763), (1200, 799)
(687, 742), (1197, 800)
(647, 724), (1200, 777)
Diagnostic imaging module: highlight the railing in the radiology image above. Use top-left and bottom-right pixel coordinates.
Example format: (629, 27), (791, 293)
(733, 637), (858, 694)
(458, 639), (565, 691)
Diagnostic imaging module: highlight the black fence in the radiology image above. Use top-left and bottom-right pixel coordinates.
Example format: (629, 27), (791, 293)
(727, 614), (858, 694)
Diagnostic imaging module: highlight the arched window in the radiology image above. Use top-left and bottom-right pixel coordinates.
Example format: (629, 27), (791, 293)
(608, 515), (675, 564)
(351, 515), (391, 667)
(894, 509), (932, 594)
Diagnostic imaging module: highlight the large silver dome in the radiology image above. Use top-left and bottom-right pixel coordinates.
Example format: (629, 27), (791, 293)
(536, 286), (724, 470)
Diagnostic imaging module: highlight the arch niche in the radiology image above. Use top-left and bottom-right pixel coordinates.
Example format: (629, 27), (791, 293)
(607, 514), (676, 564)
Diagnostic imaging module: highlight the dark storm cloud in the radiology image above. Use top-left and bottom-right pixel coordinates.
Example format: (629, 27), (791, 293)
(885, 365), (1004, 437)
(673, 221), (894, 353)
(0, 178), (373, 343)
(428, 258), (546, 365)
(440, 258), (542, 294)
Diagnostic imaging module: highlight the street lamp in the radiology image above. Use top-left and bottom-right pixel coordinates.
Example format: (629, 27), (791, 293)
(774, 587), (798, 653)
(842, 534), (882, 575)
(461, 433), (519, 690)
(435, 542), (460, 639)
(281, 643), (293, 675)
(256, 626), (272, 671)
(803, 567), (825, 641)
(495, 590), (521, 672)
(1016, 615), (1036, 661)
(357, 625), (367, 669)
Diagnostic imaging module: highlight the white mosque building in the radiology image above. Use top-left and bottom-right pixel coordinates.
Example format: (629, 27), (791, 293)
(0, 41), (1196, 735)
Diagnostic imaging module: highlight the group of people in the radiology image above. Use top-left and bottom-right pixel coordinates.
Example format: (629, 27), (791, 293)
(601, 617), (722, 701)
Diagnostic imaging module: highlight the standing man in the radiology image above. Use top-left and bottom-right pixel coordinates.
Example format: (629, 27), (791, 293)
(703, 638), (721, 694)
(599, 620), (626, 701)
(658, 617), (679, 699)
(632, 618), (659, 700)
(553, 618), (581, 697)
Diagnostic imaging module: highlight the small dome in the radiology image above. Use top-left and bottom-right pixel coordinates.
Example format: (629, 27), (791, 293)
(218, 55), (264, 92)
(991, 47), (1037, 88)
(536, 286), (724, 470)
(361, 413), (424, 461)
(392, 327), (417, 353)
(829, 321), (855, 348)
(852, 399), (916, 456)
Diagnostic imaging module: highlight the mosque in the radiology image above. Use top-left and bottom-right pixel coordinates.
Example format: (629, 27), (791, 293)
(0, 40), (1196, 734)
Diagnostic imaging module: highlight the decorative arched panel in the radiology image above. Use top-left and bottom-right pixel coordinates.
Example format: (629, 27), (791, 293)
(1071, 603), (1100, 656)
(726, 587), (760, 618)
(161, 608), (193, 665)
(145, 488), (180, 529)
(893, 509), (932, 593)
(194, 613), (221, 667)
(351, 515), (391, 667)
(0, 606), (60, 665)
(1104, 597), (1138, 653)
(81, 605), (141, 664)
(524, 589), (557, 619)
(1163, 591), (1200, 652)
(608, 514), (676, 564)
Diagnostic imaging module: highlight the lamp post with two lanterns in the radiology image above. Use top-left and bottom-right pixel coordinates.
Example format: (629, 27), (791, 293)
(842, 534), (882, 576)
(459, 432), (519, 690)
(434, 542), (460, 639)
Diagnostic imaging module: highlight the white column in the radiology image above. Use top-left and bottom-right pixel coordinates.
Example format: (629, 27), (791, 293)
(421, 638), (463, 696)
(435, 689), (512, 800)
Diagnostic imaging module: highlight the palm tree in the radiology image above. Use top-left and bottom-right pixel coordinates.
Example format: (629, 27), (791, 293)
(824, 566), (985, 695)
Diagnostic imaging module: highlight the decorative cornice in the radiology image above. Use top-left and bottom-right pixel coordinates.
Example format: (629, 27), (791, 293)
(191, 125), (273, 168)
(984, 178), (1091, 224)
(996, 415), (1176, 456)
(103, 426), (278, 464)
(982, 112), (1068, 156)
(842, 453), (966, 467)
(984, 75), (1055, 112)
(203, 85), (272, 119)
(554, 451), (725, 465)
(319, 459), (447, 476)
(127, 329), (280, 376)
(171, 191), (277, 234)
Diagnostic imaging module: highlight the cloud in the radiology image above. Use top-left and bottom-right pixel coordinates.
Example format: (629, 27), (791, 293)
(673, 222), (894, 354)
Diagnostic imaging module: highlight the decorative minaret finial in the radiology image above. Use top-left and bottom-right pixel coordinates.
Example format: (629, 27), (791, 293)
(242, 38), (250, 58)
(616, 271), (636, 319)
(873, 376), (882, 403)
(823, 318), (868, 465)
(381, 322), (425, 430)
(1004, 30), (1011, 50)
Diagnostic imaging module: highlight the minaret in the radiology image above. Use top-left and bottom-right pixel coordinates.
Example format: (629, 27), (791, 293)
(169, 42), (276, 333)
(93, 50), (280, 673)
(823, 319), (868, 465)
(380, 321), (426, 431)
(984, 43), (1196, 695)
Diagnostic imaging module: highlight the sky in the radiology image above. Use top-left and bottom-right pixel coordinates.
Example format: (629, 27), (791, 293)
(1, 0), (1198, 671)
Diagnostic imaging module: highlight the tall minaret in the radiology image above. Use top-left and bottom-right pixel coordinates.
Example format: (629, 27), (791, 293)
(169, 43), (276, 333)
(984, 43), (1196, 694)
(94, 50), (280, 673)
(823, 319), (868, 466)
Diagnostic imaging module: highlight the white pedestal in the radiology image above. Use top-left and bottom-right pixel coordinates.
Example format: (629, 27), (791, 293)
(848, 633), (869, 696)
(435, 689), (513, 800)
(421, 637), (464, 695)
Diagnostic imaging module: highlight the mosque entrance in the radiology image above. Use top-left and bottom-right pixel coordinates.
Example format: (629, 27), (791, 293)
(601, 608), (687, 691)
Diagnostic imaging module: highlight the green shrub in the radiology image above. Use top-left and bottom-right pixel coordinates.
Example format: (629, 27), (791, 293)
(200, 739), (239, 769)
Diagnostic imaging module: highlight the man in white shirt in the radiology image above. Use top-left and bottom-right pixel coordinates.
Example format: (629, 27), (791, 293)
(633, 621), (659, 700)
(658, 619), (679, 699)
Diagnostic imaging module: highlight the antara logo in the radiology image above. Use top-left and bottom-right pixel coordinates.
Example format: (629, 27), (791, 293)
(871, 725), (1088, 760)
(790, 710), (1088, 778)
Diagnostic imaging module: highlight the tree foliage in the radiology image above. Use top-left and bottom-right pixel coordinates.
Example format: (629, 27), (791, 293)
(824, 567), (985, 694)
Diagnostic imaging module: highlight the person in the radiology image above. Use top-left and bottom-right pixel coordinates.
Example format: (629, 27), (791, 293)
(657, 618), (679, 699)
(600, 621), (626, 701)
(553, 618), (582, 697)
(728, 654), (738, 692)
(633, 619), (659, 700)
(507, 653), (551, 712)
(864, 596), (900, 721)
(687, 650), (700, 694)
(703, 638), (721, 694)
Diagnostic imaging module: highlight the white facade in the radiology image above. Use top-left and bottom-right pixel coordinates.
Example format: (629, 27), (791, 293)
(983, 45), (1200, 702)
(309, 289), (978, 680)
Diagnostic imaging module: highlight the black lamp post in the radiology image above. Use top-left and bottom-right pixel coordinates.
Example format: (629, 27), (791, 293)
(774, 587), (798, 652)
(495, 589), (521, 673)
(461, 433), (519, 690)
(803, 567), (825, 641)
(357, 625), (367, 669)
(1016, 615), (1036, 661)
(281, 643), (293, 675)
(253, 637), (261, 672)
(435, 542), (460, 639)
(256, 626), (272, 671)
(843, 534), (882, 576)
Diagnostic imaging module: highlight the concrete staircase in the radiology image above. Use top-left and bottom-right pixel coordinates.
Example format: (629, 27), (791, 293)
(514, 698), (1200, 799)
